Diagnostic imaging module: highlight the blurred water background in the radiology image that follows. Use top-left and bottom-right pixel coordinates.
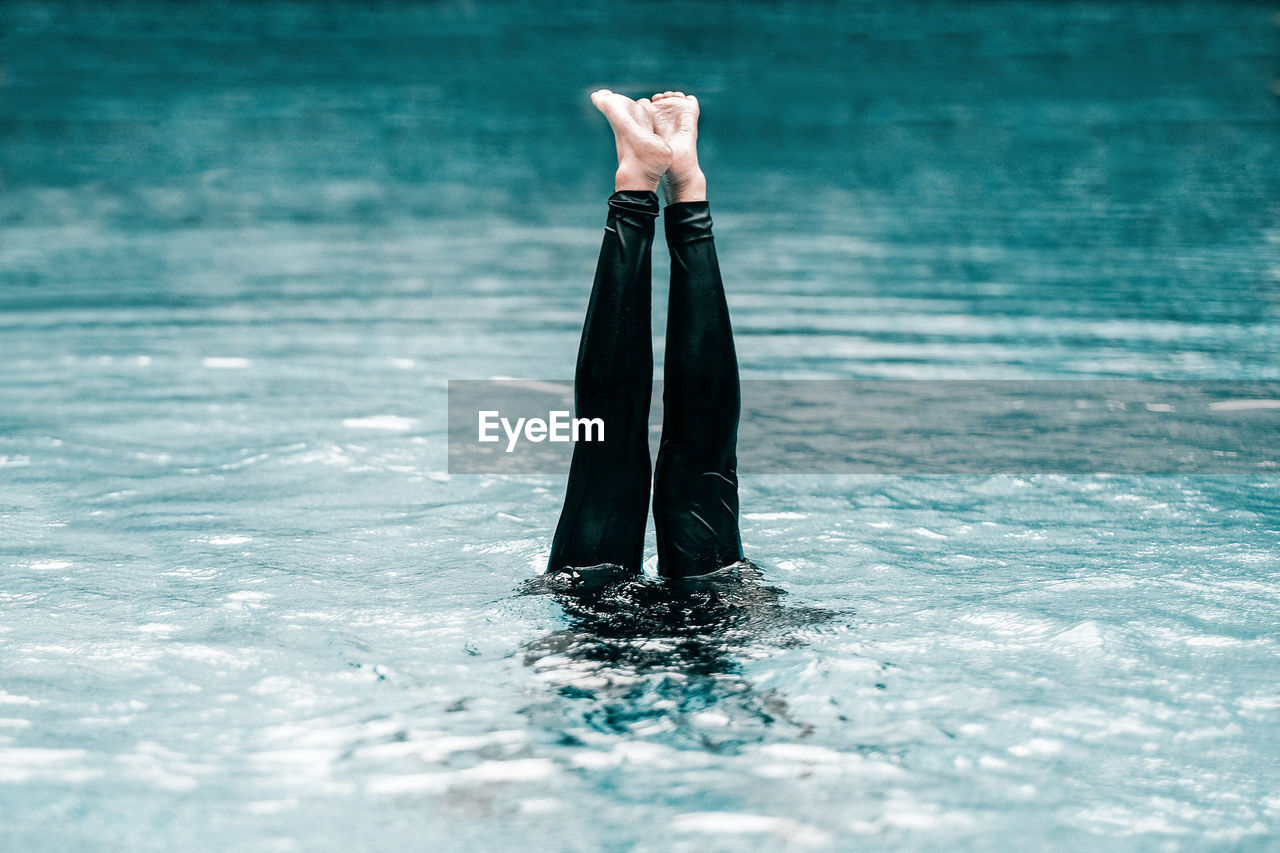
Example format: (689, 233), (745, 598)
(2, 1), (1279, 849)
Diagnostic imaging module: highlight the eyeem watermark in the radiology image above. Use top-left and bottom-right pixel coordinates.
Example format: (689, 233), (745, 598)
(450, 379), (1280, 474)
(478, 410), (604, 452)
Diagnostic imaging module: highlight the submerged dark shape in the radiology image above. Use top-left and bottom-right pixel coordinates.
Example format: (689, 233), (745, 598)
(520, 562), (839, 747)
(525, 561), (816, 634)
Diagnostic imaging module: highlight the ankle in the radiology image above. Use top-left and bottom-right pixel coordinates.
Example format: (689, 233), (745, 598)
(662, 168), (706, 204)
(615, 159), (663, 193)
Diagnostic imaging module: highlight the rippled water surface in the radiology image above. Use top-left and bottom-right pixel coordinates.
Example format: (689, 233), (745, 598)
(3, 1), (1279, 849)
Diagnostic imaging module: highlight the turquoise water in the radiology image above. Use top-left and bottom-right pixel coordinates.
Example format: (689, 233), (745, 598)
(3, 1), (1279, 849)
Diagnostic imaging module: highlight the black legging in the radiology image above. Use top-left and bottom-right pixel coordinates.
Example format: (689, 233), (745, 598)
(548, 190), (743, 579)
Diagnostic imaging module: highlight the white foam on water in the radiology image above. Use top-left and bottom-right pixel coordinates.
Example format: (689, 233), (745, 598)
(1074, 805), (1188, 836)
(1049, 621), (1106, 652)
(1237, 695), (1280, 711)
(413, 730), (526, 763)
(672, 812), (832, 846)
(1008, 738), (1065, 757)
(880, 793), (979, 831)
(202, 357), (252, 368)
(459, 758), (556, 784)
(133, 623), (178, 635)
(0, 748), (100, 784)
(246, 799), (299, 815)
(365, 758), (557, 795)
(758, 744), (843, 763)
(342, 415), (417, 431)
(1208, 399), (1280, 411)
(206, 535), (252, 545)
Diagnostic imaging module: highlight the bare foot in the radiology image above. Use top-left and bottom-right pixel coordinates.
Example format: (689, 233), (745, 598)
(590, 89), (672, 193)
(649, 91), (706, 203)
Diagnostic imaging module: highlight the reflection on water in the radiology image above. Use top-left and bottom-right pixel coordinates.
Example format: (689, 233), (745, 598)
(522, 564), (836, 748)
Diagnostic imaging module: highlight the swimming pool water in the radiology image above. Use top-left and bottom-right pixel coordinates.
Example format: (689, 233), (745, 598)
(2, 1), (1279, 849)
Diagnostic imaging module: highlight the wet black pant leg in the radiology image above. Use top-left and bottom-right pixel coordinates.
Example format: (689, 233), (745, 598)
(547, 191), (659, 575)
(654, 201), (744, 578)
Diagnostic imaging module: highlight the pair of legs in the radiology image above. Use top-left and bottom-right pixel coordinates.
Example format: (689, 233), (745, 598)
(548, 90), (743, 581)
